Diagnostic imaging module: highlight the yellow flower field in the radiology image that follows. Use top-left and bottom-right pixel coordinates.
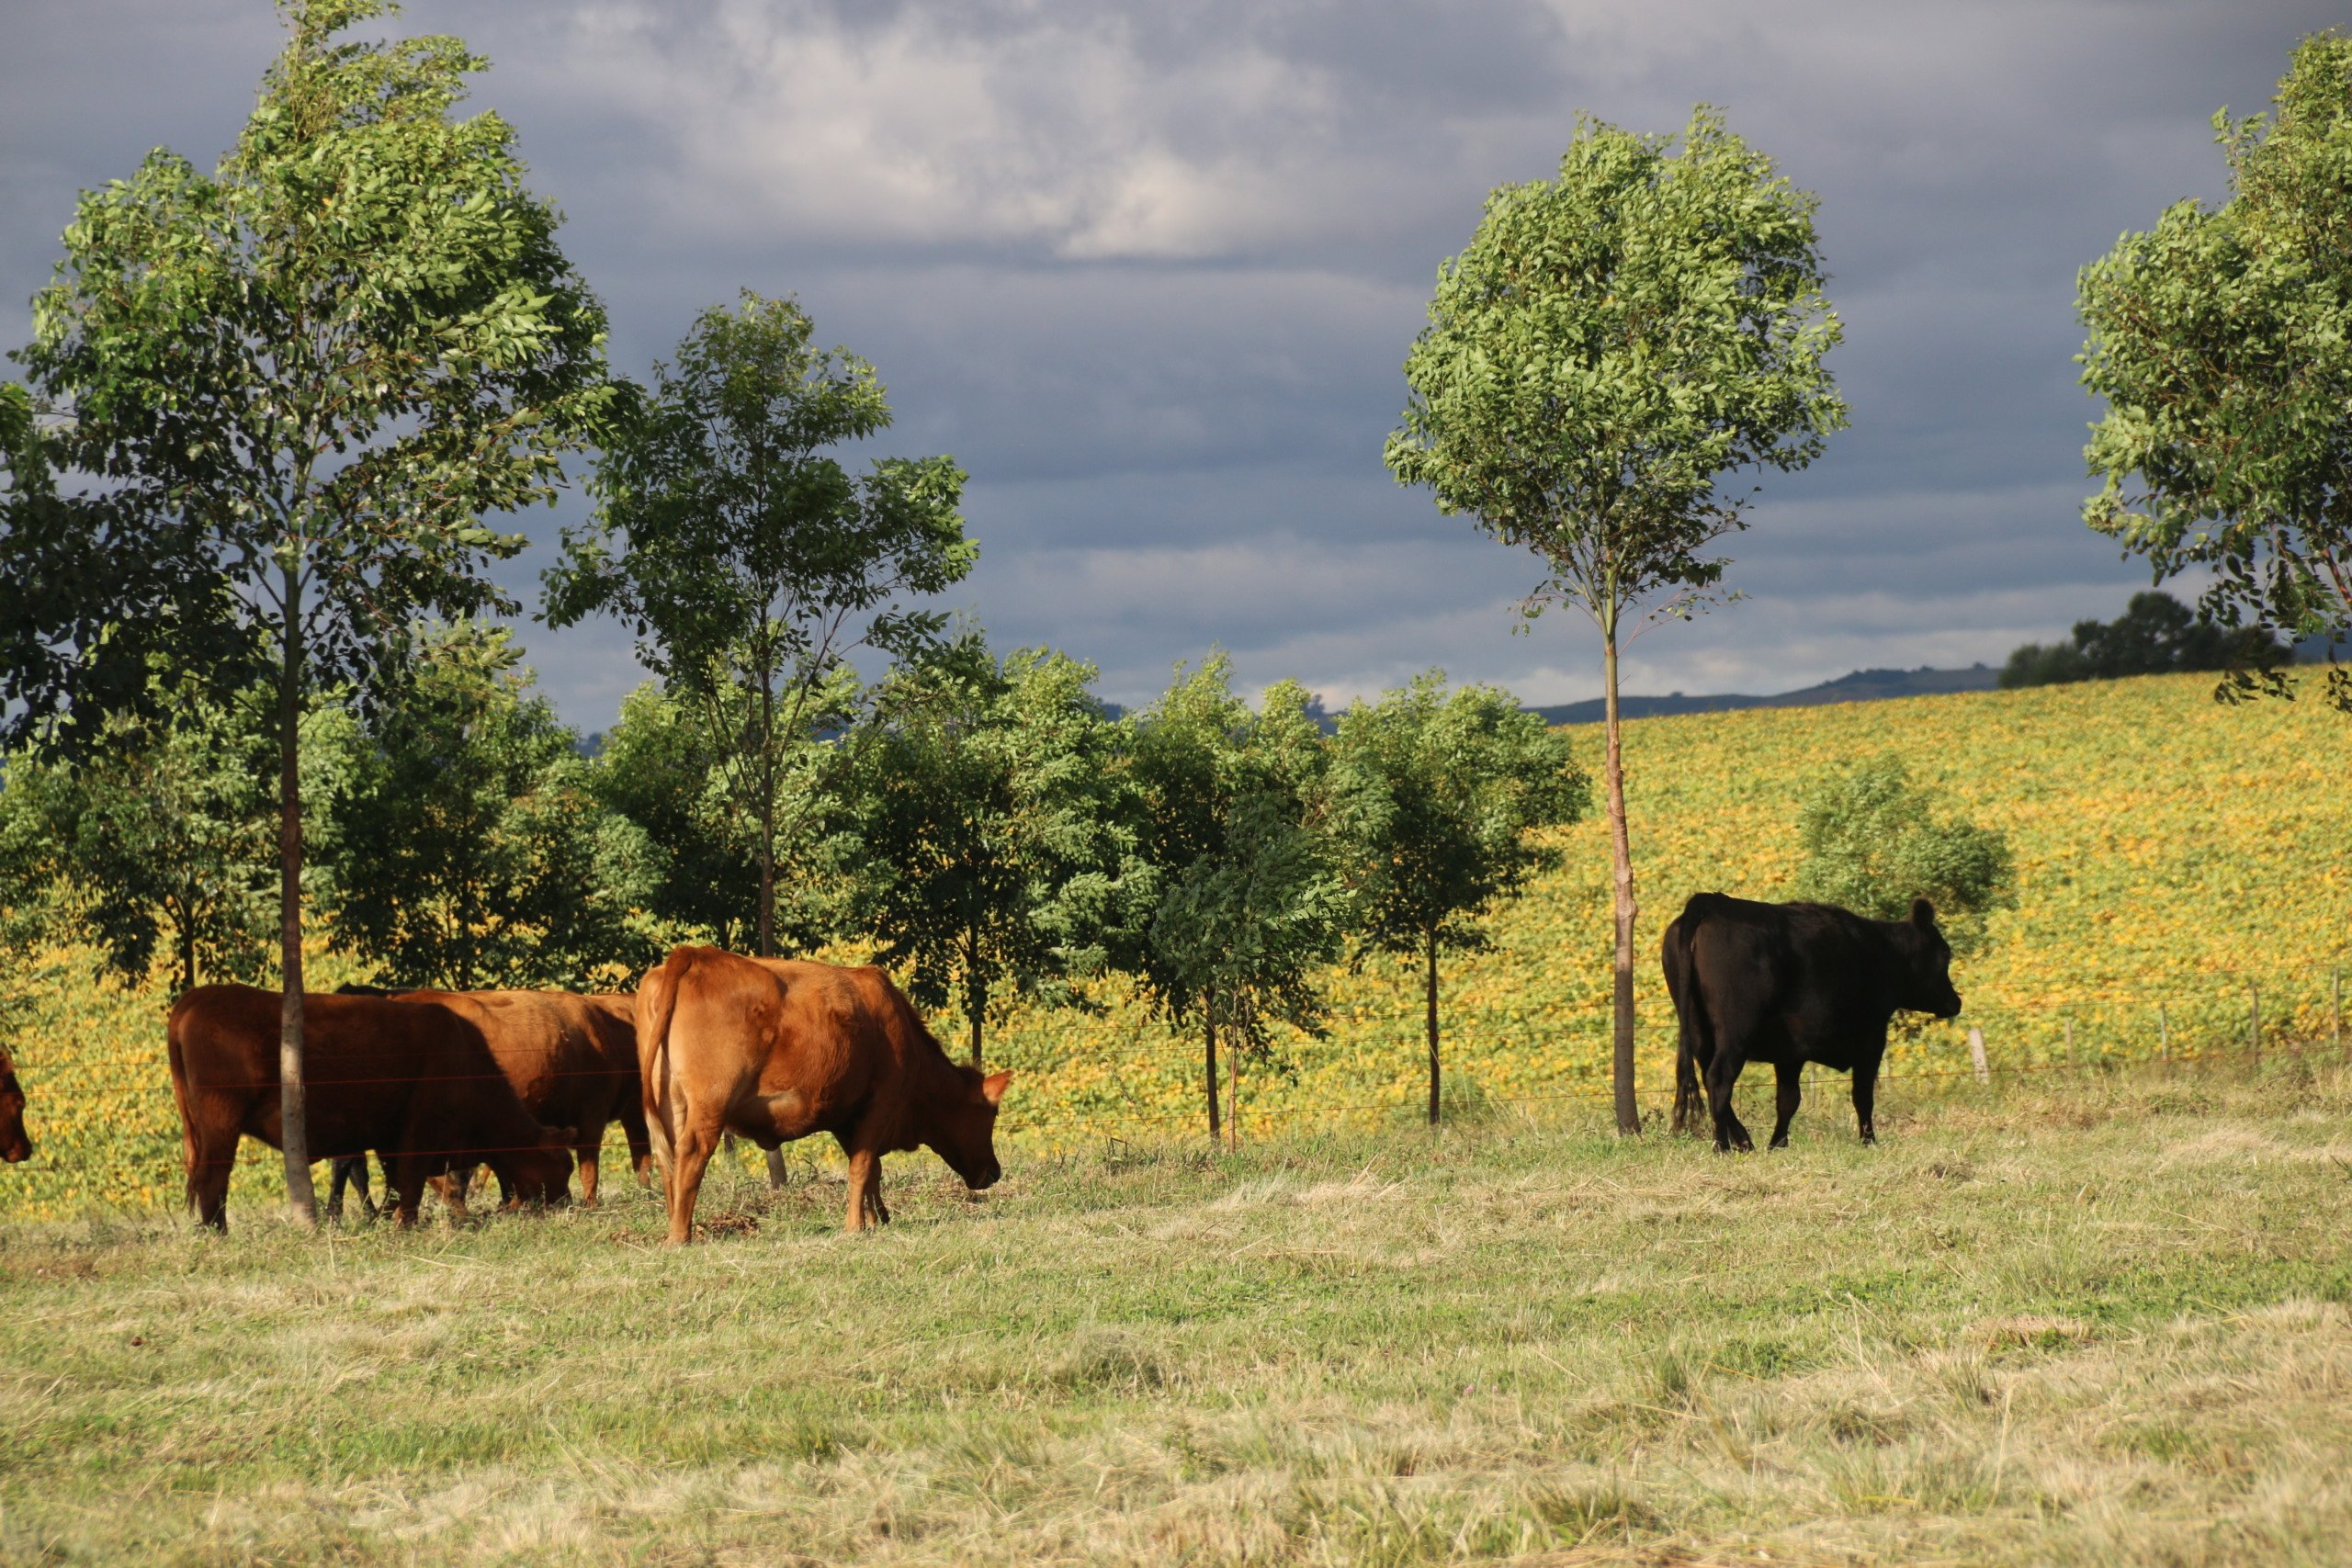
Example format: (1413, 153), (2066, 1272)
(3, 670), (2346, 1218)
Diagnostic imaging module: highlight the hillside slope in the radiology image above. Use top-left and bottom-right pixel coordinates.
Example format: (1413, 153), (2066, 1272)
(3, 671), (2348, 1214)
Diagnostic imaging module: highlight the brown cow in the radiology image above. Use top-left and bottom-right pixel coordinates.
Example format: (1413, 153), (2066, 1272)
(636, 946), (1011, 1242)
(0, 1043), (29, 1164)
(167, 984), (576, 1230)
(391, 989), (652, 1205)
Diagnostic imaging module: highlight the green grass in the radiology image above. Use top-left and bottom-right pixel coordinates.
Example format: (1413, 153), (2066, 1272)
(5, 1058), (2352, 1564)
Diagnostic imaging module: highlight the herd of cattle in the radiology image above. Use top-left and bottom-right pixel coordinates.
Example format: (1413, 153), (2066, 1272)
(0, 894), (1966, 1238)
(164, 944), (1010, 1241)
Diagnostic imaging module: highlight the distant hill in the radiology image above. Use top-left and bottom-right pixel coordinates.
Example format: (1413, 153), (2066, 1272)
(1531, 663), (2000, 727)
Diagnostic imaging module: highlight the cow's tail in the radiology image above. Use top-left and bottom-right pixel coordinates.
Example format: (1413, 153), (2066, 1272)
(164, 998), (201, 1218)
(1666, 893), (1727, 1136)
(636, 951), (685, 1186)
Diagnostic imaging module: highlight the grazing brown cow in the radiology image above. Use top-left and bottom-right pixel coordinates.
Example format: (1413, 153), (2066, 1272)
(637, 946), (1011, 1243)
(166, 984), (576, 1230)
(0, 1043), (30, 1164)
(391, 989), (652, 1206)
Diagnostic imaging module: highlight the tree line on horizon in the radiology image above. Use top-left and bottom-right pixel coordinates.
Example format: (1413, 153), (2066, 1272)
(0, 2), (2335, 1220)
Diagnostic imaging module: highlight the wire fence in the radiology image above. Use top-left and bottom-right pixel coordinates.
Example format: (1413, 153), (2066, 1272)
(14, 961), (2349, 1201)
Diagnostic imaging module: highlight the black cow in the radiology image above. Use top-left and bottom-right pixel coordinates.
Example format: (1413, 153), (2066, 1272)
(1663, 892), (1962, 1152)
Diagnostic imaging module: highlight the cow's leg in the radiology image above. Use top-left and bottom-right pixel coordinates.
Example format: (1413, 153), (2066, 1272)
(620, 1098), (654, 1190)
(324, 1156), (349, 1222)
(186, 1122), (235, 1233)
(389, 1153), (428, 1229)
(662, 1122), (718, 1246)
(1769, 1062), (1804, 1149)
(576, 1122), (604, 1208)
(1852, 1053), (1882, 1145)
(844, 1146), (886, 1234)
(1702, 1043), (1754, 1153)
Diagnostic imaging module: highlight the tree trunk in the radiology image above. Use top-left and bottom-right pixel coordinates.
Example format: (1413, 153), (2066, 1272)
(967, 926), (985, 1068)
(277, 564), (317, 1224)
(179, 906), (197, 997)
(1227, 1030), (1241, 1152)
(1426, 929), (1442, 1126)
(1603, 631), (1640, 1135)
(757, 677), (776, 959)
(1204, 991), (1221, 1143)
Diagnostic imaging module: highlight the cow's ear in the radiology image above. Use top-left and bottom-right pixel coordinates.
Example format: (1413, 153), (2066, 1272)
(980, 1070), (1012, 1107)
(1910, 897), (1938, 929)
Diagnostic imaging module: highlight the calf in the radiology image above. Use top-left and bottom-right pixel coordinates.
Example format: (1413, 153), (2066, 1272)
(1663, 893), (1962, 1152)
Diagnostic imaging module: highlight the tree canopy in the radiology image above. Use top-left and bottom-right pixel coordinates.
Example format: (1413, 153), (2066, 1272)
(1792, 753), (2017, 956)
(1999, 591), (2287, 689)
(842, 639), (1148, 1067)
(2080, 31), (2352, 711)
(546, 291), (973, 957)
(1329, 674), (1587, 1122)
(325, 623), (662, 991)
(1125, 657), (1344, 1142)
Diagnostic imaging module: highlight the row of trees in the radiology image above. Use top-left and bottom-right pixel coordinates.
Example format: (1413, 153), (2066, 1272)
(1999, 591), (2288, 690)
(0, 632), (1592, 1141)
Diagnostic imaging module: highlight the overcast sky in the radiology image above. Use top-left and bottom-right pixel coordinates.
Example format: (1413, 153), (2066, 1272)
(2, 0), (2331, 722)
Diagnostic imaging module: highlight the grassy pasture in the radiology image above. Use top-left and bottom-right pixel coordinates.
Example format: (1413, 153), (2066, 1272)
(4, 1060), (2349, 1565)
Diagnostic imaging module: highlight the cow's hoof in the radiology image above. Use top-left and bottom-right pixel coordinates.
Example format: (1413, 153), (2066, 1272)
(1859, 1134), (1878, 1146)
(1768, 1136), (1789, 1150)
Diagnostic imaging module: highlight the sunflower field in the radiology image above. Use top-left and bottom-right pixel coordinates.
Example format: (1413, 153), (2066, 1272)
(4, 670), (2347, 1219)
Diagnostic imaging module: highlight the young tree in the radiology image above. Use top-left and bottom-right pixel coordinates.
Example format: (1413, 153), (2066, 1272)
(1, 0), (617, 1222)
(1385, 107), (1845, 1133)
(1125, 657), (1345, 1143)
(2080, 32), (2352, 712)
(842, 638), (1148, 1068)
(1329, 674), (1588, 1123)
(546, 292), (974, 958)
(1792, 754), (2016, 956)
(324, 623), (662, 990)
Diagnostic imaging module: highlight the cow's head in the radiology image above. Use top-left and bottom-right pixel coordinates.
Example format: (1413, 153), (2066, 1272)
(1896, 899), (1963, 1019)
(0, 1050), (28, 1164)
(492, 1125), (577, 1209)
(925, 1068), (1012, 1191)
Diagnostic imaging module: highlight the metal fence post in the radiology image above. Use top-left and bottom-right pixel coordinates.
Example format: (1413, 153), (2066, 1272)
(2157, 1004), (2169, 1065)
(2249, 983), (2261, 1067)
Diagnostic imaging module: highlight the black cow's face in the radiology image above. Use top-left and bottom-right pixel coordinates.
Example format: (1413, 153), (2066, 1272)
(1904, 899), (1964, 1019)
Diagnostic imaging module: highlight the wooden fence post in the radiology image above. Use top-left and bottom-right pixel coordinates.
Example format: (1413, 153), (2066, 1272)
(2334, 967), (2343, 1054)
(2249, 983), (2261, 1066)
(1968, 1027), (1988, 1085)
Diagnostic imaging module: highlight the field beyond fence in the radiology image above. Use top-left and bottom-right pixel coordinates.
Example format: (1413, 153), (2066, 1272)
(2, 671), (2347, 1219)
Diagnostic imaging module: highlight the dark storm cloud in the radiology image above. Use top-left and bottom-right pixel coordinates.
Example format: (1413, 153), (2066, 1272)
(2, 0), (2333, 718)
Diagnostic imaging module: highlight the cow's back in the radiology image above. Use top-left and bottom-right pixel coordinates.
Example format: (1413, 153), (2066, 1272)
(170, 985), (478, 1156)
(754, 959), (900, 1121)
(1682, 897), (1902, 1069)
